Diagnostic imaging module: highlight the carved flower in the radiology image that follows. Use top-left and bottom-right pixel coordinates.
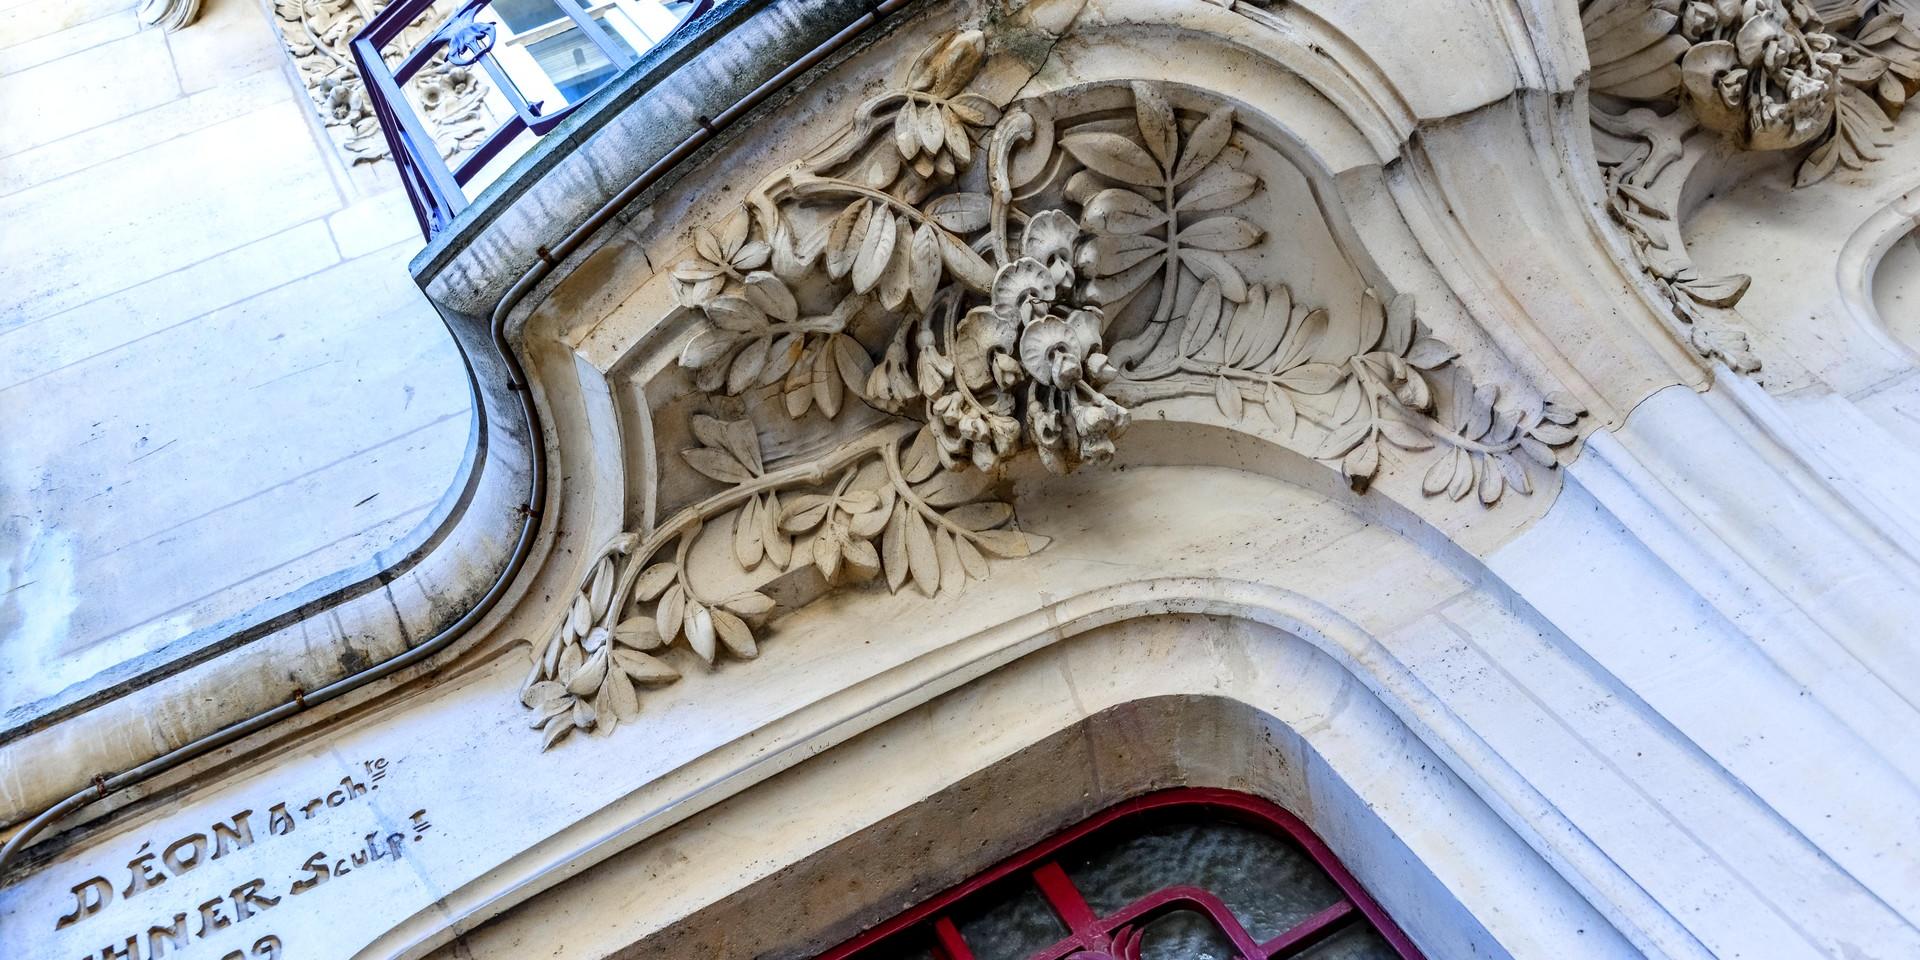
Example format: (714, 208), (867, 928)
(321, 77), (372, 125)
(1678, 0), (1840, 149)
(935, 211), (1128, 473)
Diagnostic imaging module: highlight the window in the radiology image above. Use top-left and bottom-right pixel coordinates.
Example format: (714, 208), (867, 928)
(819, 789), (1422, 960)
(481, 0), (694, 108)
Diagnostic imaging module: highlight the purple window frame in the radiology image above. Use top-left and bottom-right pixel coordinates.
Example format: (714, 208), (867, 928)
(817, 788), (1425, 960)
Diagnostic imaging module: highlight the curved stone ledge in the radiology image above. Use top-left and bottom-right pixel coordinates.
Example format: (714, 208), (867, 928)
(0, 295), (534, 834)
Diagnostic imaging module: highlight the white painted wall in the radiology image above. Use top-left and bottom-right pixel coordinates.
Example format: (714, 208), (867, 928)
(0, 0), (470, 711)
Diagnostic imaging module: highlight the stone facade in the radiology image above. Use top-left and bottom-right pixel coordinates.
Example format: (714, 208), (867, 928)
(7, 1), (1920, 959)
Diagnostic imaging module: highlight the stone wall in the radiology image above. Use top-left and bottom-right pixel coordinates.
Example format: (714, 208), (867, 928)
(0, 0), (469, 718)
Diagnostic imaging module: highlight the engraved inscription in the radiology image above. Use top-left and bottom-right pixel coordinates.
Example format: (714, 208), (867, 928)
(53, 759), (427, 960)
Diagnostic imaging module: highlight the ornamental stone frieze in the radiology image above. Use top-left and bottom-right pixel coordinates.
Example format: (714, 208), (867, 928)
(516, 26), (1590, 746)
(272, 0), (492, 167)
(15, 4), (1920, 960)
(1583, 0), (1920, 373)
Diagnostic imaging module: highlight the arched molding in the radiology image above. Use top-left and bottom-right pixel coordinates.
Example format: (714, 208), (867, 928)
(396, 615), (1668, 960)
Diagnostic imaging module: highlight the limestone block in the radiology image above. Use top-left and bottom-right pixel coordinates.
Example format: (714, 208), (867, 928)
(0, 28), (179, 157)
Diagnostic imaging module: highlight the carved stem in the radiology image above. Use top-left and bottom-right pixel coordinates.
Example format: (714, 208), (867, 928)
(882, 437), (990, 543)
(606, 422), (918, 622)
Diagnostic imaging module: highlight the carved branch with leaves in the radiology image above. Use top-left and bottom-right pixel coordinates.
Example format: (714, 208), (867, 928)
(520, 28), (1587, 745)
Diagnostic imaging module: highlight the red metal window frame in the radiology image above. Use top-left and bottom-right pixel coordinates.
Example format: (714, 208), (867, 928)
(818, 788), (1424, 960)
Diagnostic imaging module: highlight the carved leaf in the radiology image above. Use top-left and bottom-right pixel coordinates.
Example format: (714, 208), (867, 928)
(594, 664), (635, 721)
(763, 490), (794, 568)
(904, 506), (938, 596)
(1343, 438), (1380, 481)
(883, 501), (910, 592)
(1180, 216), (1262, 252)
(634, 562), (677, 602)
(734, 495), (765, 568)
(1214, 375), (1244, 420)
(1276, 362), (1344, 395)
(925, 193), (991, 232)
(683, 447), (753, 484)
(1222, 284), (1267, 366)
(1405, 337), (1457, 370)
(812, 340), (844, 417)
(743, 271), (798, 321)
(938, 237), (993, 294)
(1177, 166), (1257, 214)
(1174, 106), (1235, 184)
(727, 338), (770, 394)
(780, 494), (834, 534)
(1132, 82), (1179, 170)
(614, 616), (664, 651)
(1180, 249), (1247, 300)
(1316, 418), (1372, 460)
(1084, 234), (1165, 278)
(955, 535), (989, 579)
(943, 501), (1013, 530)
(1180, 278), (1224, 356)
(910, 223), (942, 310)
(1084, 188), (1167, 235)
(826, 200), (871, 279)
(1061, 131), (1164, 187)
(1262, 382), (1297, 437)
(1384, 293), (1416, 356)
(852, 204), (898, 293)
(833, 334), (874, 399)
(614, 647), (679, 686)
(655, 583), (686, 644)
(721, 591), (776, 618)
(707, 296), (768, 334)
(711, 608), (758, 659)
(684, 603), (716, 665)
(973, 527), (1050, 558)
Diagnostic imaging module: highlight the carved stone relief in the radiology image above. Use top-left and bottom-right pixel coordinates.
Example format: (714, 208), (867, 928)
(517, 28), (1587, 746)
(1584, 0), (1920, 371)
(271, 0), (491, 167)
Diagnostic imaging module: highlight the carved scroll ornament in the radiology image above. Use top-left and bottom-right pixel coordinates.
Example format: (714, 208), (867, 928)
(1585, 0), (1920, 370)
(518, 30), (1587, 746)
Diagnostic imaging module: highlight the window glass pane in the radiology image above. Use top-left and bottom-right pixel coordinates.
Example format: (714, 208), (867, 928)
(1135, 909), (1238, 960)
(524, 23), (633, 102)
(490, 0), (568, 32)
(948, 880), (1070, 960)
(1293, 923), (1401, 960)
(1061, 815), (1344, 941)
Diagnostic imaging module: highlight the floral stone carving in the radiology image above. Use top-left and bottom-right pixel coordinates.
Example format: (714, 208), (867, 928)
(1584, 0), (1920, 370)
(273, 0), (491, 166)
(518, 30), (1586, 747)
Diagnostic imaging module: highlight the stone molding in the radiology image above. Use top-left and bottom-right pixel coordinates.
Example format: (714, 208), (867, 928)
(1583, 0), (1920, 372)
(12, 9), (1920, 960)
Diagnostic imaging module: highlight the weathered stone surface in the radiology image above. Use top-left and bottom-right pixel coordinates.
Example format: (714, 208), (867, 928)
(9, 3), (1920, 960)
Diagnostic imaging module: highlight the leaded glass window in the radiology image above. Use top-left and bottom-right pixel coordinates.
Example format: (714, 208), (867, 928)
(820, 790), (1422, 960)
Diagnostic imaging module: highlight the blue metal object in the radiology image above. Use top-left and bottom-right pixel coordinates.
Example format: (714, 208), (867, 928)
(352, 0), (712, 238)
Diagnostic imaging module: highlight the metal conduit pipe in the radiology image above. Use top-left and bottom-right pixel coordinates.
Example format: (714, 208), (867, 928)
(0, 0), (911, 879)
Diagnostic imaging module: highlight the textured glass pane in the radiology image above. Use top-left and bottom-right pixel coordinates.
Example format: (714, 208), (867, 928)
(949, 881), (1070, 960)
(856, 936), (936, 960)
(1136, 909), (1238, 960)
(524, 25), (633, 102)
(1062, 816), (1343, 941)
(1293, 923), (1401, 960)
